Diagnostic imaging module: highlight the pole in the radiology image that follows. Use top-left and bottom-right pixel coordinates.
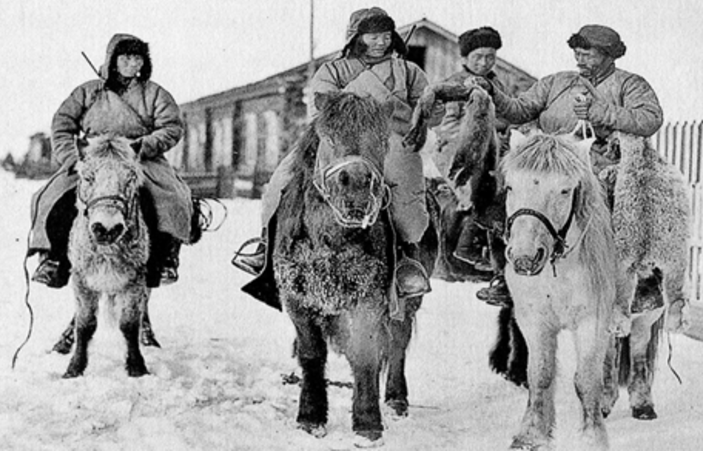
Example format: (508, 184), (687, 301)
(305, 0), (316, 116)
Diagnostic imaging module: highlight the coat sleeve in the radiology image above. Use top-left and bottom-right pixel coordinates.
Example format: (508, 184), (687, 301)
(492, 75), (554, 125)
(139, 85), (184, 159)
(307, 63), (342, 119)
(587, 74), (663, 137)
(51, 84), (91, 168)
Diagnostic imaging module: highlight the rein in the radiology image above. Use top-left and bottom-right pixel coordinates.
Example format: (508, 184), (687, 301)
(313, 155), (390, 229)
(505, 185), (581, 274)
(78, 182), (142, 241)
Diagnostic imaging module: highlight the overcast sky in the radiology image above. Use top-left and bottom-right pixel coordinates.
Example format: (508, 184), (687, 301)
(2, 0), (701, 157)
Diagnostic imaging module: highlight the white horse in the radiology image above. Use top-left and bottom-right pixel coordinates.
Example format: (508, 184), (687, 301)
(502, 131), (620, 450)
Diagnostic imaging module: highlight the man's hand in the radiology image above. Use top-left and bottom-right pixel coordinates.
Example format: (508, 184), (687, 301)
(463, 76), (493, 95)
(573, 95), (591, 120)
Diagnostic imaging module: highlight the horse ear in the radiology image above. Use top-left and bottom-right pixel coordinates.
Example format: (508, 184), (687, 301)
(509, 129), (530, 150)
(314, 92), (332, 113)
(76, 137), (89, 160)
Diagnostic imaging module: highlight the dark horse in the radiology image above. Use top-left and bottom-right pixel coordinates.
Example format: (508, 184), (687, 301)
(270, 92), (437, 446)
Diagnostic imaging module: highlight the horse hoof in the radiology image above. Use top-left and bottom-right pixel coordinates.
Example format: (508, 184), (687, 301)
(510, 436), (549, 450)
(127, 366), (149, 378)
(297, 422), (327, 438)
(385, 399), (409, 418)
(353, 430), (384, 448)
(62, 368), (83, 379)
(632, 405), (657, 420)
(53, 337), (74, 355)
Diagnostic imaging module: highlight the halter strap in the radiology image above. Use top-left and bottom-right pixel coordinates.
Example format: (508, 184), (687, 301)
(505, 185), (580, 263)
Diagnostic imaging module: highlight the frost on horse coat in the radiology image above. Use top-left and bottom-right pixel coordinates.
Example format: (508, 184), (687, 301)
(64, 136), (150, 378)
(272, 92), (437, 446)
(502, 132), (619, 450)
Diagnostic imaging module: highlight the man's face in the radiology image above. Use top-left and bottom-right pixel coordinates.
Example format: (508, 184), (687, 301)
(361, 31), (392, 58)
(463, 47), (497, 76)
(573, 47), (608, 78)
(116, 54), (144, 78)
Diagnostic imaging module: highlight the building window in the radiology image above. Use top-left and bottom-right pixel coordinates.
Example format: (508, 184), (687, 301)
(407, 45), (426, 70)
(241, 112), (258, 177)
(263, 110), (280, 172)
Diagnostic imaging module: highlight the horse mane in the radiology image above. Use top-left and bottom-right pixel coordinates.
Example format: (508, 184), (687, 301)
(77, 135), (143, 183)
(502, 134), (617, 300)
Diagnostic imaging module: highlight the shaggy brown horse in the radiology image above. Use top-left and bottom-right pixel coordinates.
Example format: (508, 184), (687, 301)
(272, 92), (437, 447)
(63, 136), (151, 378)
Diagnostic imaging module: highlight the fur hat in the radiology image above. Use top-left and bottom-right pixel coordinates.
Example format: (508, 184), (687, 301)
(100, 33), (152, 83)
(342, 7), (407, 57)
(459, 27), (502, 57)
(567, 25), (626, 59)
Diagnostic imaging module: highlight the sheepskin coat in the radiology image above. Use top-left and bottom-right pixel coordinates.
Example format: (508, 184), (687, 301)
(30, 34), (192, 253)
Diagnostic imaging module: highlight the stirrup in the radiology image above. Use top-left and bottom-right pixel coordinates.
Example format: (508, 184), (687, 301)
(395, 257), (431, 298)
(231, 237), (266, 276)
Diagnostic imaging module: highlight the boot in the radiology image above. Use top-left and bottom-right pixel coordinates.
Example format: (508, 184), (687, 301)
(232, 234), (267, 276)
(476, 274), (512, 307)
(32, 252), (70, 288)
(396, 243), (431, 298)
(453, 220), (492, 271)
(160, 238), (181, 285)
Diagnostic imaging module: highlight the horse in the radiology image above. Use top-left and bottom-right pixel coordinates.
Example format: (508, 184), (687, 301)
(272, 91), (437, 447)
(62, 135), (151, 378)
(501, 131), (619, 450)
(600, 132), (691, 420)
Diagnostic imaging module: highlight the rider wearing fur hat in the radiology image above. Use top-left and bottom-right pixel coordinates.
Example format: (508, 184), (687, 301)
(233, 7), (444, 299)
(29, 33), (192, 289)
(468, 24), (663, 305)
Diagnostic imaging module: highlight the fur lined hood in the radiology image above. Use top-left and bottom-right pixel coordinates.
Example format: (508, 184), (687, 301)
(99, 34), (152, 83)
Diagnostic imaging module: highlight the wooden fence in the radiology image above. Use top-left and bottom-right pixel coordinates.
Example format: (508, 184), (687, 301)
(654, 121), (703, 301)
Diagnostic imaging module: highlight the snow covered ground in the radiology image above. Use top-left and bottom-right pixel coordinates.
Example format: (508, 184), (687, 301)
(1, 169), (702, 451)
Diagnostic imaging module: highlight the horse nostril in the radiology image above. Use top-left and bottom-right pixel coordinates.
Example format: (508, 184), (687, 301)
(535, 247), (546, 263)
(91, 223), (107, 239)
(91, 222), (125, 244)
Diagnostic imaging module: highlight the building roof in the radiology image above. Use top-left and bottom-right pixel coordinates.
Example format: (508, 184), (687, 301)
(181, 17), (535, 111)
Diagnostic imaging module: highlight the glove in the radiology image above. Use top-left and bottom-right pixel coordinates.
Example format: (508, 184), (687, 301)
(463, 76), (494, 96)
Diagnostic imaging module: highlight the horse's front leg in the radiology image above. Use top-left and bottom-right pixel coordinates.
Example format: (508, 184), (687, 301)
(118, 285), (149, 377)
(628, 306), (664, 420)
(288, 304), (328, 437)
(384, 297), (420, 417)
(63, 281), (99, 378)
(139, 291), (160, 348)
(573, 317), (610, 450)
(348, 304), (386, 446)
(601, 334), (620, 419)
(510, 317), (557, 450)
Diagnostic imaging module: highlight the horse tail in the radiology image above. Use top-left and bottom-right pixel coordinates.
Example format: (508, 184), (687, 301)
(647, 313), (665, 381)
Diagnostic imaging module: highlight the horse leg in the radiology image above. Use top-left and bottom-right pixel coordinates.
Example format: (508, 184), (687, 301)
(347, 306), (385, 446)
(119, 287), (149, 377)
(601, 334), (620, 419)
(288, 307), (328, 437)
(628, 307), (664, 420)
(63, 284), (98, 378)
(489, 307), (513, 377)
(573, 318), (610, 450)
(510, 321), (558, 450)
(53, 317), (76, 355)
(140, 296), (160, 348)
(384, 305), (416, 418)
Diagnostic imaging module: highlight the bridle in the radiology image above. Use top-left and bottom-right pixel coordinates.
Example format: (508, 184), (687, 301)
(504, 185), (581, 271)
(313, 155), (391, 229)
(78, 170), (142, 239)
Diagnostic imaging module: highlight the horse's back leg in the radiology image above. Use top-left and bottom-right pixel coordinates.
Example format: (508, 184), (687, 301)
(64, 284), (99, 378)
(119, 287), (149, 377)
(628, 306), (665, 420)
(601, 334), (621, 418)
(347, 305), (386, 444)
(573, 316), (610, 449)
(53, 317), (76, 355)
(384, 298), (420, 417)
(288, 305), (328, 436)
(140, 298), (160, 348)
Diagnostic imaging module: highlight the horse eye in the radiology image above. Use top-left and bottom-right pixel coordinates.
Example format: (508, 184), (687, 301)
(561, 188), (571, 195)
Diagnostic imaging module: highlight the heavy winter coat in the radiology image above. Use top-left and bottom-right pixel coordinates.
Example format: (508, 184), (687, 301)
(30, 34), (192, 252)
(492, 68), (663, 142)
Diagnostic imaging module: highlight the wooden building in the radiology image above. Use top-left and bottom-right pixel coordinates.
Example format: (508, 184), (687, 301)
(171, 18), (537, 198)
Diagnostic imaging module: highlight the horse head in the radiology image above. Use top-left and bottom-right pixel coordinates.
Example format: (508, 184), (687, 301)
(75, 135), (143, 246)
(311, 92), (392, 228)
(502, 130), (596, 276)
